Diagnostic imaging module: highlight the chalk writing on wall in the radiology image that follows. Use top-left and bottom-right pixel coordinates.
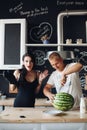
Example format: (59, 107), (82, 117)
(30, 22), (53, 42)
(57, 1), (85, 6)
(20, 6), (48, 18)
(80, 75), (85, 88)
(33, 50), (45, 66)
(9, 2), (23, 13)
(79, 51), (87, 65)
(9, 2), (48, 18)
(83, 66), (87, 72)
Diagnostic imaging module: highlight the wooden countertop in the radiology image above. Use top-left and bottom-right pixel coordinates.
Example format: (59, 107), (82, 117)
(0, 98), (52, 107)
(1, 98), (87, 108)
(0, 107), (87, 123)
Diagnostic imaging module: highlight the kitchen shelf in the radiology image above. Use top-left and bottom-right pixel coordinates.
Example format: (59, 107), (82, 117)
(25, 43), (87, 51)
(26, 43), (87, 47)
(58, 43), (87, 46)
(25, 43), (58, 47)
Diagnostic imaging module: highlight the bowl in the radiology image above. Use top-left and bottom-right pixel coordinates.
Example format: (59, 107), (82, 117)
(1, 95), (6, 100)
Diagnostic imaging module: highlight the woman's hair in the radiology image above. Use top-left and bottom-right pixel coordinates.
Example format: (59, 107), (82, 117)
(19, 52), (36, 81)
(22, 52), (35, 65)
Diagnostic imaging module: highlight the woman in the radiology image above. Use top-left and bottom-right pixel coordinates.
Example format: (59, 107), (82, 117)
(4, 52), (48, 107)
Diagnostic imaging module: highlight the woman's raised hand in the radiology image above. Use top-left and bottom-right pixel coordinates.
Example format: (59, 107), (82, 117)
(39, 69), (49, 84)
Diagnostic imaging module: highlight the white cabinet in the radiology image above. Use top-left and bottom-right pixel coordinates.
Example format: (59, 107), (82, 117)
(0, 19), (26, 70)
(0, 123), (41, 130)
(0, 123), (87, 130)
(41, 123), (87, 130)
(57, 11), (87, 51)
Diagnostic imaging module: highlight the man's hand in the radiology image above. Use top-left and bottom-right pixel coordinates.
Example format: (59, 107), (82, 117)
(60, 74), (67, 86)
(47, 93), (55, 101)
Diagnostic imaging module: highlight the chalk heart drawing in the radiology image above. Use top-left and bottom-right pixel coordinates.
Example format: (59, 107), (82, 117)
(30, 22), (53, 42)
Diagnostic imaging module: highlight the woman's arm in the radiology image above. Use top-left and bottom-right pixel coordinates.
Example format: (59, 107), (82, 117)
(4, 70), (19, 86)
(35, 70), (49, 93)
(13, 70), (20, 80)
(9, 84), (17, 91)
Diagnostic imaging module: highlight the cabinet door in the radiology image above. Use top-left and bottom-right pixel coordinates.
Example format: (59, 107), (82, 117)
(0, 19), (26, 70)
(0, 123), (41, 130)
(41, 123), (86, 130)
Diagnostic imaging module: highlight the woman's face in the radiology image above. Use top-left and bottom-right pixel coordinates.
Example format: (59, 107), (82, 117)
(23, 56), (34, 71)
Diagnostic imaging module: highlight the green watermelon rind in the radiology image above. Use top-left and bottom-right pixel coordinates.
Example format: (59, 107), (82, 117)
(53, 103), (73, 111)
(53, 101), (74, 106)
(53, 99), (74, 104)
(52, 92), (74, 111)
(55, 93), (74, 99)
(53, 103), (72, 111)
(54, 97), (74, 102)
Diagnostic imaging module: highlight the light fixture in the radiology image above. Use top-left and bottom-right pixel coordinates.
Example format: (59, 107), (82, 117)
(44, 51), (75, 60)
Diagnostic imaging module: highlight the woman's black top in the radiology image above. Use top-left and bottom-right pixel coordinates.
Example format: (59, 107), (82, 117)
(4, 69), (38, 107)
(14, 78), (38, 107)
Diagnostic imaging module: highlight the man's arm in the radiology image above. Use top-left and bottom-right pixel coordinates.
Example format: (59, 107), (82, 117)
(43, 84), (55, 100)
(64, 62), (83, 76)
(61, 62), (83, 86)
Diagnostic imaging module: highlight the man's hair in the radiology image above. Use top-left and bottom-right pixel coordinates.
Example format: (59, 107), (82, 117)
(49, 52), (61, 60)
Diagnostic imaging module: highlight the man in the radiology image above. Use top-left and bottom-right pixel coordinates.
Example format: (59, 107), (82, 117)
(43, 52), (83, 108)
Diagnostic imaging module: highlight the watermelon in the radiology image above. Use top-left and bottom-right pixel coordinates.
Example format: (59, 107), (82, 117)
(52, 92), (74, 111)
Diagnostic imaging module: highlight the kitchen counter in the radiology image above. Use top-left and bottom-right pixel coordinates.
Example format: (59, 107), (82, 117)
(0, 98), (14, 107)
(0, 107), (87, 130)
(0, 98), (52, 109)
(0, 97), (86, 108)
(0, 107), (87, 123)
(0, 98), (87, 130)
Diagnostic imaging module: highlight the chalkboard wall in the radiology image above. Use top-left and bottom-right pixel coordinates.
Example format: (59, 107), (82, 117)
(0, 0), (87, 97)
(0, 0), (87, 43)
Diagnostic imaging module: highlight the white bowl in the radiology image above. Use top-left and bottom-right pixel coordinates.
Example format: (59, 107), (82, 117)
(1, 95), (6, 100)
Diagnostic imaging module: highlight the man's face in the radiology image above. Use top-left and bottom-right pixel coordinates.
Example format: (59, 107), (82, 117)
(49, 57), (64, 71)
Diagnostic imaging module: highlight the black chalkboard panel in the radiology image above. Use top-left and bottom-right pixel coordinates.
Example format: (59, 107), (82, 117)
(27, 46), (57, 72)
(0, 0), (87, 43)
(4, 24), (20, 64)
